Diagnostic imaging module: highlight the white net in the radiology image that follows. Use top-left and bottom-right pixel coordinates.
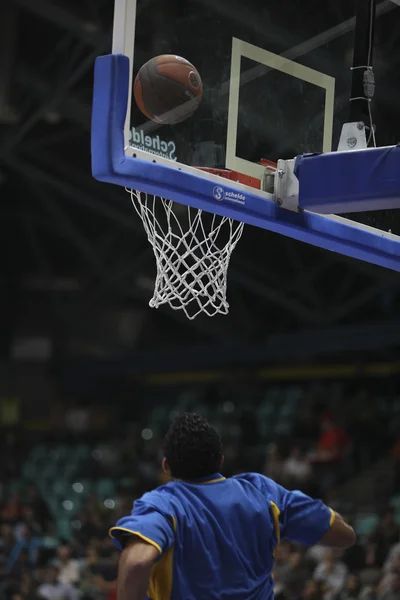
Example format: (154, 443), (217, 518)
(127, 189), (245, 319)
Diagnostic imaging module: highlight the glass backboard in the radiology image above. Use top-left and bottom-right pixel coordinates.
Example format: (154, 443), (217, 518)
(111, 0), (400, 234)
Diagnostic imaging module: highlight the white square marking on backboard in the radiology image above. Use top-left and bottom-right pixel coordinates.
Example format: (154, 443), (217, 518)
(226, 38), (335, 180)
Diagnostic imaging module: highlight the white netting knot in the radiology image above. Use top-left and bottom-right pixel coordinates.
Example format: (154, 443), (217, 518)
(127, 189), (244, 319)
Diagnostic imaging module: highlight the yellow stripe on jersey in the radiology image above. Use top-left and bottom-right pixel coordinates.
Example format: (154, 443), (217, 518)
(270, 501), (281, 546)
(329, 508), (336, 527)
(148, 516), (176, 600)
(109, 527), (162, 554)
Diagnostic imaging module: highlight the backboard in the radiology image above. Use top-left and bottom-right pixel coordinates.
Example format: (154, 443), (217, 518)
(111, 0), (400, 218)
(92, 0), (400, 278)
(117, 0), (340, 180)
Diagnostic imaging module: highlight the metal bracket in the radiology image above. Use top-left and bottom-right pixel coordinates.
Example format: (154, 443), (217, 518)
(274, 159), (300, 212)
(337, 121), (368, 152)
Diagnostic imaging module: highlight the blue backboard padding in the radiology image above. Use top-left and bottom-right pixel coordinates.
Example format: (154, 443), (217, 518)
(91, 54), (400, 272)
(296, 146), (400, 214)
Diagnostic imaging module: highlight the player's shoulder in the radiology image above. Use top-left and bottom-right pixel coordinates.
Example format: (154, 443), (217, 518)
(232, 472), (279, 495)
(136, 483), (176, 512)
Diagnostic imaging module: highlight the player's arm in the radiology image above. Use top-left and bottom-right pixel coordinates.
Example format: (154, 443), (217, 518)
(318, 510), (355, 547)
(117, 537), (159, 600)
(109, 494), (175, 600)
(265, 478), (355, 549)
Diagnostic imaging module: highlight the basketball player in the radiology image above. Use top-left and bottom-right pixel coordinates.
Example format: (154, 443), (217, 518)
(110, 413), (355, 600)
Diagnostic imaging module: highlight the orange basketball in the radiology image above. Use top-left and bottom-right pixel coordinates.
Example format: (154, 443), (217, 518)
(134, 55), (203, 125)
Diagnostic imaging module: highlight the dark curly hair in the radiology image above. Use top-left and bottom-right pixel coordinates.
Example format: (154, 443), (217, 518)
(163, 413), (223, 480)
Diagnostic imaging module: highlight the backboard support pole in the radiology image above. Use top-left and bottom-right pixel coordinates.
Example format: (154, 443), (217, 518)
(350, 0), (377, 123)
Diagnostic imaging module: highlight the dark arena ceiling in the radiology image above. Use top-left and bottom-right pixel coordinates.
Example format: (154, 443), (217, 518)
(1, 0), (400, 367)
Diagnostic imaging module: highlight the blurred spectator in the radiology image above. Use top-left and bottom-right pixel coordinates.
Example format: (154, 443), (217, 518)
(78, 548), (103, 600)
(302, 579), (325, 600)
(72, 510), (109, 549)
(313, 550), (348, 600)
(285, 551), (311, 597)
(339, 574), (372, 599)
(37, 565), (78, 600)
(27, 484), (51, 530)
(309, 417), (351, 492)
(0, 431), (23, 480)
(19, 572), (40, 600)
(92, 440), (122, 477)
(351, 397), (381, 472)
(240, 407), (259, 447)
(282, 446), (312, 489)
(64, 400), (90, 438)
(307, 543), (331, 566)
(16, 506), (42, 537)
(369, 508), (400, 567)
(382, 573), (400, 599)
(54, 545), (79, 585)
(8, 523), (41, 570)
(7, 548), (32, 579)
(383, 537), (400, 573)
(3, 380), (400, 600)
(359, 543), (382, 588)
(274, 542), (293, 583)
(294, 401), (320, 442)
(312, 417), (350, 464)
(378, 554), (400, 597)
(342, 539), (369, 574)
(263, 442), (284, 483)
(0, 524), (15, 570)
(391, 430), (400, 494)
(2, 491), (23, 523)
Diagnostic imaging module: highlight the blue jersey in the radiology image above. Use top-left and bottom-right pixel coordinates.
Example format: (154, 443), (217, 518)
(110, 472), (334, 600)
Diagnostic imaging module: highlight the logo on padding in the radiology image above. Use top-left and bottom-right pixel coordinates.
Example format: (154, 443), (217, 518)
(213, 186), (224, 201)
(213, 186), (246, 205)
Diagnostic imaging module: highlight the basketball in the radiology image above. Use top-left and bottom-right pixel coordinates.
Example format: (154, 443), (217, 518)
(134, 55), (203, 125)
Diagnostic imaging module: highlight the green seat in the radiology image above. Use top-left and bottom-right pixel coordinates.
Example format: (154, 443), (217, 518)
(22, 462), (37, 480)
(7, 479), (24, 494)
(258, 420), (273, 439)
(120, 477), (135, 488)
(274, 418), (293, 435)
(285, 386), (304, 403)
(47, 496), (60, 516)
(53, 479), (69, 496)
(74, 444), (91, 460)
(49, 444), (69, 462)
(258, 402), (275, 418)
(57, 517), (72, 540)
(42, 535), (60, 549)
(30, 444), (47, 461)
(279, 403), (295, 418)
(63, 463), (78, 479)
(96, 478), (116, 499)
(355, 514), (379, 536)
(41, 463), (57, 479)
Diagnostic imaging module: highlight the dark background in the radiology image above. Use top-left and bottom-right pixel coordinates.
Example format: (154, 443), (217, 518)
(0, 0), (400, 367)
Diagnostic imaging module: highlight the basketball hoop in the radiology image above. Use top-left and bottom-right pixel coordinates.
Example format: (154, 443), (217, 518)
(127, 189), (244, 319)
